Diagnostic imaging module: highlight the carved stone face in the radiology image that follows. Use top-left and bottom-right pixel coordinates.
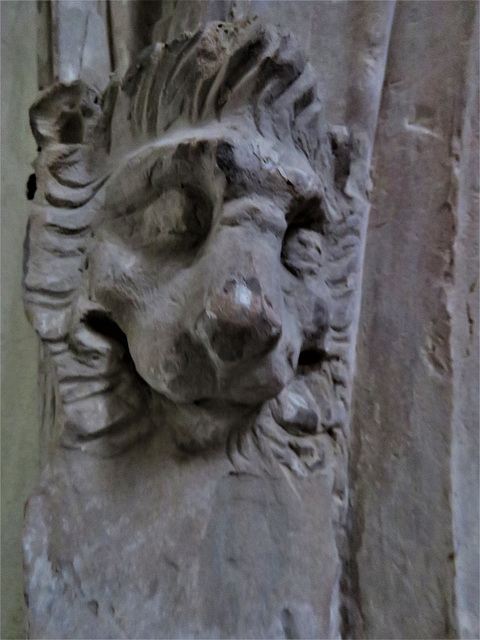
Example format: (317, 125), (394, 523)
(90, 123), (329, 412)
(25, 21), (358, 462)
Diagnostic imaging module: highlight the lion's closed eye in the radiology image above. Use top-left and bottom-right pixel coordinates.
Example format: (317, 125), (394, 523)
(108, 187), (213, 250)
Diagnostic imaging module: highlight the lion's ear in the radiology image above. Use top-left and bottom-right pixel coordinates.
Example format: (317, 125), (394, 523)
(29, 80), (103, 147)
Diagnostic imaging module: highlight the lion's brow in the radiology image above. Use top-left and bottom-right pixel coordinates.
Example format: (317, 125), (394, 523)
(101, 125), (235, 219)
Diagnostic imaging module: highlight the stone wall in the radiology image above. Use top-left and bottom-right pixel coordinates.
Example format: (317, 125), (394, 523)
(1, 2), (40, 638)
(348, 3), (479, 637)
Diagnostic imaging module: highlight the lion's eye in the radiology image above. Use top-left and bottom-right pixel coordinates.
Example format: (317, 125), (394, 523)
(123, 187), (212, 249)
(146, 189), (209, 234)
(180, 185), (213, 239)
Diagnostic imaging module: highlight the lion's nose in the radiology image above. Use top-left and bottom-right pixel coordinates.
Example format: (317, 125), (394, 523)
(203, 278), (282, 362)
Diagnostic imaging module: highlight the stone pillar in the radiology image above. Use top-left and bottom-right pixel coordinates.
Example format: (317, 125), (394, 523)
(348, 2), (479, 637)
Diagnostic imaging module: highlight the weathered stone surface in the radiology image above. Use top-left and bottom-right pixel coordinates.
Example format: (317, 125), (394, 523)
(15, 2), (479, 639)
(51, 0), (111, 92)
(348, 2), (479, 638)
(24, 431), (340, 638)
(23, 20), (366, 638)
(449, 15), (479, 638)
(1, 3), (40, 638)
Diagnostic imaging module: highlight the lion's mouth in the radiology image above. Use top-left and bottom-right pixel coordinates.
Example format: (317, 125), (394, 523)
(149, 367), (324, 455)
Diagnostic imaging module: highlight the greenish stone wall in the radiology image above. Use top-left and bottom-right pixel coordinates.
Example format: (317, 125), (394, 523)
(1, 2), (40, 637)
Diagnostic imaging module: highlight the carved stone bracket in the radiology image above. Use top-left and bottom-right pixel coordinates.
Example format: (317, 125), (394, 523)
(23, 19), (368, 638)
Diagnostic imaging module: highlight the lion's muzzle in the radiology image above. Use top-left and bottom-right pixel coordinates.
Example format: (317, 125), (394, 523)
(199, 277), (282, 363)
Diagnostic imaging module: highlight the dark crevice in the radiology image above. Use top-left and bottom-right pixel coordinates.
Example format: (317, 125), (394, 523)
(59, 113), (84, 144)
(328, 132), (351, 191)
(280, 608), (298, 640)
(281, 258), (303, 279)
(44, 223), (91, 235)
(197, 74), (217, 118)
(326, 426), (337, 442)
(216, 141), (236, 183)
(286, 195), (324, 228)
(105, 0), (116, 73)
(215, 37), (266, 114)
(83, 311), (129, 351)
(132, 1), (164, 51)
(298, 348), (323, 367)
(74, 415), (135, 442)
(26, 174), (37, 200)
(293, 87), (315, 119)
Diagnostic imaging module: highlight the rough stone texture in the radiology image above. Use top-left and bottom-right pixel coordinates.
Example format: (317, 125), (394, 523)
(449, 15), (479, 638)
(1, 3), (40, 638)
(23, 20), (367, 638)
(50, 0), (111, 92)
(348, 2), (479, 638)
(12, 1), (479, 638)
(24, 435), (339, 638)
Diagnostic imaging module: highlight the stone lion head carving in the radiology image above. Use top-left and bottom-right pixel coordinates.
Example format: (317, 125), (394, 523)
(24, 20), (361, 476)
